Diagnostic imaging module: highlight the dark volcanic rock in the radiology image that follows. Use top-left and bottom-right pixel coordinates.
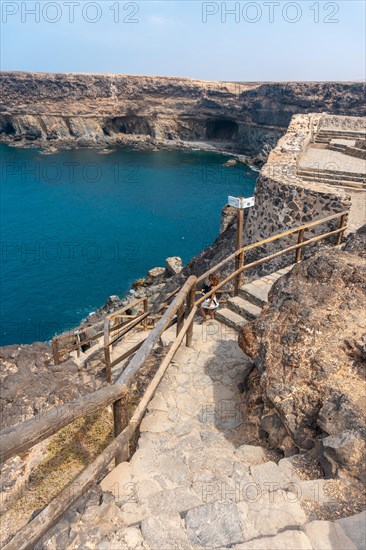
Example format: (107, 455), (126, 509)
(238, 230), (366, 481)
(318, 429), (366, 483)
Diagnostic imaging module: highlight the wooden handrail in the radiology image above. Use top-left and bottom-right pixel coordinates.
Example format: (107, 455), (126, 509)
(0, 384), (128, 464)
(107, 312), (149, 348)
(196, 210), (348, 284)
(0, 277), (197, 465)
(195, 223), (348, 306)
(1, 208), (349, 548)
(2, 307), (198, 550)
(52, 297), (149, 364)
(107, 296), (148, 321)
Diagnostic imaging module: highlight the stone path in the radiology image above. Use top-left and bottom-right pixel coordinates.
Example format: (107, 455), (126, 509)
(299, 146), (366, 176)
(91, 319), (363, 550)
(38, 265), (365, 549)
(216, 266), (293, 331)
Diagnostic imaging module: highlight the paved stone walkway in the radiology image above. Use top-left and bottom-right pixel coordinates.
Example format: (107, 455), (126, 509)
(93, 321), (363, 550)
(299, 146), (365, 175)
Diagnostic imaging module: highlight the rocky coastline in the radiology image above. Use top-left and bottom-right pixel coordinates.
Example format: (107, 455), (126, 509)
(1, 73), (365, 161)
(1, 74), (365, 546)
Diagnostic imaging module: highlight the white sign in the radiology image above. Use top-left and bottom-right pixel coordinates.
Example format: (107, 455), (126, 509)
(228, 196), (255, 209)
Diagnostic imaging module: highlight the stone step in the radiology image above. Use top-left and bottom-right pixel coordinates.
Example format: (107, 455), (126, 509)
(316, 131), (366, 140)
(239, 281), (272, 307)
(215, 308), (248, 331)
(298, 172), (366, 185)
(227, 296), (262, 320)
(299, 175), (365, 189)
(346, 147), (366, 160)
(329, 144), (348, 152)
(298, 167), (366, 181)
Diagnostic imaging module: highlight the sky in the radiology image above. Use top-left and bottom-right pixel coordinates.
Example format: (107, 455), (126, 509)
(0, 0), (365, 81)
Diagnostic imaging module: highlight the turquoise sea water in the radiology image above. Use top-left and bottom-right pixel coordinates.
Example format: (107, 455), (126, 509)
(0, 144), (257, 345)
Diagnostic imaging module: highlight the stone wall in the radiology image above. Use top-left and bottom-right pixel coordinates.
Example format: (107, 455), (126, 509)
(242, 114), (351, 273)
(158, 114), (351, 297)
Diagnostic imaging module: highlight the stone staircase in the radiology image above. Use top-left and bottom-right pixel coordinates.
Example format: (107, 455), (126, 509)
(40, 313), (366, 549)
(38, 265), (366, 549)
(296, 167), (366, 190)
(216, 266), (293, 331)
(315, 129), (366, 144)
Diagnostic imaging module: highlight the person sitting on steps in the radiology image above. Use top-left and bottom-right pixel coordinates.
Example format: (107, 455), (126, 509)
(200, 274), (220, 322)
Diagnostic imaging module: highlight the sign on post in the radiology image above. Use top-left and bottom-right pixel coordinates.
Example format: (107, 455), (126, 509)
(228, 196), (255, 209)
(227, 196), (255, 296)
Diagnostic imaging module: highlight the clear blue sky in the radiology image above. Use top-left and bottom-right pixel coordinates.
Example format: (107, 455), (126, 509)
(1, 0), (365, 80)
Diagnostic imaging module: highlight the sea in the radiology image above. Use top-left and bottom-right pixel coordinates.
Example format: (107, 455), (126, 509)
(0, 144), (257, 345)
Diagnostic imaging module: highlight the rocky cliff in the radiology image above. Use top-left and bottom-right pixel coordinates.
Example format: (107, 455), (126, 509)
(238, 226), (366, 484)
(1, 73), (365, 156)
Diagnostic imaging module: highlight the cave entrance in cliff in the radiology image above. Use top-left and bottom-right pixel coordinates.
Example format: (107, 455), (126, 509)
(206, 119), (238, 141)
(103, 116), (152, 136)
(0, 117), (16, 136)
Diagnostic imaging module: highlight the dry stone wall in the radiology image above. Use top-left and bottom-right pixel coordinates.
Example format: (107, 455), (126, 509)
(167, 114), (352, 292)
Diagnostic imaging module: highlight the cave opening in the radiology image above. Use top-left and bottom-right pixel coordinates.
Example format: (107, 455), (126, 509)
(206, 119), (238, 141)
(103, 116), (152, 136)
(0, 117), (16, 136)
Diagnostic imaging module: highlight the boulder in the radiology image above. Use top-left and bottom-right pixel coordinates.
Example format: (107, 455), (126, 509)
(132, 278), (146, 290)
(318, 429), (366, 483)
(165, 256), (183, 277)
(302, 520), (356, 549)
(145, 267), (166, 285)
(336, 511), (366, 549)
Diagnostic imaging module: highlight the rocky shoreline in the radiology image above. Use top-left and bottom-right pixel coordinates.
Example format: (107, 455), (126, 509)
(1, 74), (365, 545)
(2, 132), (266, 169)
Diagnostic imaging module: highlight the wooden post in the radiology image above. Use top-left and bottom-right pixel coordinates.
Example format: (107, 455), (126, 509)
(336, 214), (348, 245)
(186, 280), (196, 348)
(176, 303), (185, 336)
(104, 318), (112, 383)
(75, 333), (81, 358)
(234, 208), (244, 295)
(113, 395), (129, 465)
(295, 229), (305, 263)
(143, 297), (148, 329)
(52, 338), (60, 365)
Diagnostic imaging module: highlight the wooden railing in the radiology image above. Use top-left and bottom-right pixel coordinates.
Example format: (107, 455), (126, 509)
(103, 297), (149, 382)
(1, 276), (197, 550)
(194, 211), (348, 306)
(51, 296), (149, 367)
(0, 210), (349, 550)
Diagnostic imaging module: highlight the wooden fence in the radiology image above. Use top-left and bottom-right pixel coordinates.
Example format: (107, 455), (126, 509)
(51, 297), (150, 366)
(0, 210), (348, 550)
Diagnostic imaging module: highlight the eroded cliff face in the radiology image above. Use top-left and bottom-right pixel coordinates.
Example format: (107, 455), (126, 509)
(1, 72), (365, 156)
(238, 227), (366, 483)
